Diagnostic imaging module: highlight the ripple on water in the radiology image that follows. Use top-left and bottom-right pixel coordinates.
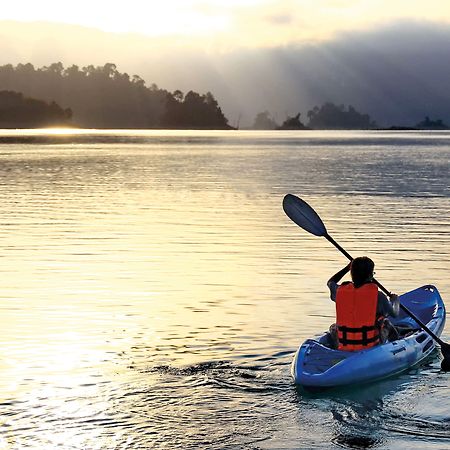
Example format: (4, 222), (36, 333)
(306, 363), (450, 449)
(0, 131), (449, 449)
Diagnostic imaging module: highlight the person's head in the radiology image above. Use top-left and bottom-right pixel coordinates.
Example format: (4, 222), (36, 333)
(350, 256), (375, 287)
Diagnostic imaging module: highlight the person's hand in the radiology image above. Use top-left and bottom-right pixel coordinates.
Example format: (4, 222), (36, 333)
(389, 293), (400, 315)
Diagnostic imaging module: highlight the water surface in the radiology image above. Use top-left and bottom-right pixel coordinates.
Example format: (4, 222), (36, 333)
(0, 130), (449, 449)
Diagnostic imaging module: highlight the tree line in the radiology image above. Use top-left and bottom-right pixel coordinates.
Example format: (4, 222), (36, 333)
(253, 103), (377, 130)
(0, 63), (231, 129)
(253, 103), (449, 130)
(0, 90), (72, 128)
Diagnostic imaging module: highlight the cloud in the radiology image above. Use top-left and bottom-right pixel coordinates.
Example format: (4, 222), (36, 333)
(2, 0), (450, 48)
(265, 13), (294, 25)
(1, 19), (450, 128)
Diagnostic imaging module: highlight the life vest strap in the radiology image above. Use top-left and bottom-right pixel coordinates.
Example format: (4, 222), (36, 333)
(338, 325), (379, 346)
(338, 335), (380, 346)
(337, 325), (376, 333)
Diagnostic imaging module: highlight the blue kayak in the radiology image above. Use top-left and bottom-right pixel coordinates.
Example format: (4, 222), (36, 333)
(292, 285), (446, 390)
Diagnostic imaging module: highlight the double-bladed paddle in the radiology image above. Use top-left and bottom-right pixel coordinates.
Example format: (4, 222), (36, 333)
(282, 193), (450, 371)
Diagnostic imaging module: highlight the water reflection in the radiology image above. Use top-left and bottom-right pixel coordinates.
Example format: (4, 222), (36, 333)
(291, 357), (449, 449)
(333, 433), (382, 449)
(0, 130), (448, 449)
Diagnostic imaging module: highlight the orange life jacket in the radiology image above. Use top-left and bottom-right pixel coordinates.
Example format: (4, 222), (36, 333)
(336, 282), (380, 351)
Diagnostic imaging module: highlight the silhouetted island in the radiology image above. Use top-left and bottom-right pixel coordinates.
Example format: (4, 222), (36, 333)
(253, 103), (377, 130)
(252, 111), (279, 130)
(0, 63), (232, 129)
(416, 116), (449, 130)
(0, 90), (72, 128)
(307, 103), (377, 129)
(276, 113), (309, 130)
(383, 116), (449, 130)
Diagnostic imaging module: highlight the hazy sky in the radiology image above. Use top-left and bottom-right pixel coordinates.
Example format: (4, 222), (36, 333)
(3, 0), (450, 48)
(2, 2), (450, 127)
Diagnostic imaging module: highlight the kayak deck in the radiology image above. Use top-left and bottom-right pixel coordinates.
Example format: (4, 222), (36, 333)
(292, 285), (446, 389)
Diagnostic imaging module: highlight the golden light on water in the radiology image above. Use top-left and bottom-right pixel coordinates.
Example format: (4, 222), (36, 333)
(0, 128), (94, 136)
(36, 127), (84, 135)
(0, 130), (448, 448)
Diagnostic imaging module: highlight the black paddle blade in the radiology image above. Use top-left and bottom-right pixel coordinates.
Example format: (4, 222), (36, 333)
(440, 343), (450, 371)
(282, 194), (327, 237)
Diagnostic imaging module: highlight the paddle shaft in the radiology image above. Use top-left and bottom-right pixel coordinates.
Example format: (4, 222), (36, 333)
(324, 232), (446, 347)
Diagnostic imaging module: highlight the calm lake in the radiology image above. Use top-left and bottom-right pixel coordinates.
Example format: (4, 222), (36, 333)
(0, 129), (449, 449)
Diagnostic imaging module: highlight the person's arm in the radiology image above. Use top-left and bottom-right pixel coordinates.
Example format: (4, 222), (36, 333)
(389, 293), (400, 317)
(327, 263), (351, 301)
(327, 263), (351, 287)
(377, 292), (400, 317)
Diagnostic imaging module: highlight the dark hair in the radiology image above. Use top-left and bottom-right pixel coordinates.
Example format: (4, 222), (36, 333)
(350, 256), (375, 288)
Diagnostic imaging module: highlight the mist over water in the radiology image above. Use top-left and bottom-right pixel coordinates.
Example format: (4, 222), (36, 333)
(0, 130), (449, 449)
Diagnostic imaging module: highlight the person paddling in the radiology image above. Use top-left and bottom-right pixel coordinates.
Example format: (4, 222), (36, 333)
(326, 256), (400, 350)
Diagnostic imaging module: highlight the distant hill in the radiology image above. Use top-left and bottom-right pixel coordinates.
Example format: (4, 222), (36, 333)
(0, 62), (231, 129)
(307, 103), (377, 129)
(253, 104), (376, 130)
(277, 113), (308, 130)
(416, 116), (449, 130)
(0, 90), (71, 128)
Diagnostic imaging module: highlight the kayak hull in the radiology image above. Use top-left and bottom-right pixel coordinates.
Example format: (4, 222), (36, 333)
(291, 285), (446, 390)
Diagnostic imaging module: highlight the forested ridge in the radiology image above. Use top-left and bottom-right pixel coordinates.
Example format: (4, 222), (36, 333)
(0, 90), (72, 128)
(253, 103), (378, 130)
(252, 105), (448, 130)
(0, 63), (231, 129)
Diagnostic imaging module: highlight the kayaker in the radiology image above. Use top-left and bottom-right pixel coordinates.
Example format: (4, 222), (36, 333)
(326, 256), (400, 350)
